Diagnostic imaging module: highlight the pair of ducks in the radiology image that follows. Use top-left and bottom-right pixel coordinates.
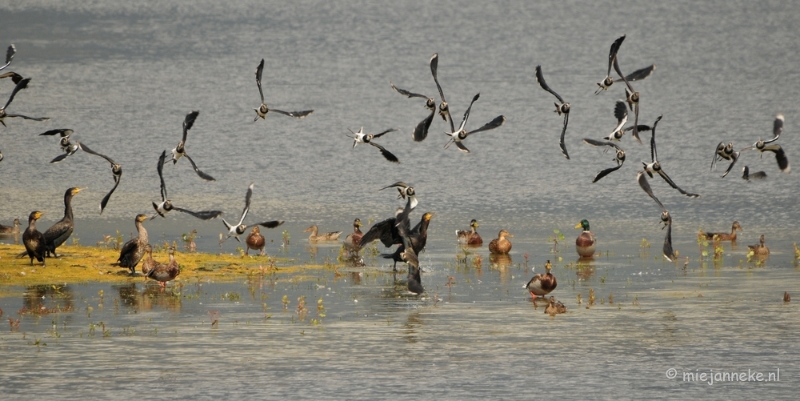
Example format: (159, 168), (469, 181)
(141, 244), (181, 287)
(243, 221), (356, 257)
(458, 218), (597, 259)
(703, 221), (769, 256)
(522, 260), (565, 315)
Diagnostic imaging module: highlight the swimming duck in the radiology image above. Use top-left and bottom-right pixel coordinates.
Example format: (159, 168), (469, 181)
(140, 244), (156, 276)
(535, 65), (570, 159)
(42, 187), (82, 257)
(544, 296), (567, 315)
(305, 225), (342, 242)
(22, 211), (46, 266)
(456, 219), (483, 246)
(748, 235), (770, 257)
(488, 229), (513, 254)
(169, 111), (216, 181)
(342, 218), (364, 257)
(76, 141), (121, 214)
(704, 221), (743, 242)
(524, 260), (557, 299)
(245, 226), (265, 256)
(742, 166), (767, 180)
(117, 214), (149, 274)
(146, 247), (180, 287)
(575, 219), (596, 258)
(253, 58), (314, 121)
(0, 218), (20, 234)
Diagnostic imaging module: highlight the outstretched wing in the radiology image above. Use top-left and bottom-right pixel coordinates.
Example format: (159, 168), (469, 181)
(534, 65), (565, 104)
(77, 141), (117, 165)
(255, 58), (265, 103)
(372, 128), (398, 139)
(183, 153), (216, 181)
(592, 163), (623, 183)
(2, 76), (30, 111)
(721, 151), (739, 178)
(271, 109), (314, 118)
(157, 150), (168, 201)
(616, 64), (656, 83)
(369, 141), (400, 163)
(254, 220), (285, 229)
(655, 168), (700, 197)
(560, 112), (570, 159)
(412, 109), (436, 142)
(390, 82), (429, 99)
(173, 207), (223, 220)
(606, 35), (626, 77)
(762, 144), (790, 173)
(637, 171), (666, 212)
(465, 115), (505, 137)
(182, 110), (199, 144)
(99, 176), (121, 214)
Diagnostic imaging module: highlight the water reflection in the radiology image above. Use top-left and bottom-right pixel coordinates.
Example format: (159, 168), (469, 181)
(22, 284), (74, 313)
(575, 261), (596, 281)
(112, 282), (182, 311)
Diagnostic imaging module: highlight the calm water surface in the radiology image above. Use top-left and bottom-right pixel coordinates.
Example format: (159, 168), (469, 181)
(1, 1), (799, 399)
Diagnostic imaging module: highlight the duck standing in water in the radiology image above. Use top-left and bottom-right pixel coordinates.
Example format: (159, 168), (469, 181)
(524, 260), (557, 299)
(342, 218), (364, 258)
(456, 219), (483, 246)
(305, 225), (342, 241)
(575, 219), (596, 258)
(22, 211), (46, 266)
(140, 244), (157, 276)
(704, 221), (742, 242)
(488, 229), (513, 254)
(147, 247), (180, 288)
(246, 226), (265, 256)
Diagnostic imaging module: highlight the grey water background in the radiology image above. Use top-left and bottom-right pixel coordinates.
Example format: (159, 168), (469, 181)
(1, 1), (799, 399)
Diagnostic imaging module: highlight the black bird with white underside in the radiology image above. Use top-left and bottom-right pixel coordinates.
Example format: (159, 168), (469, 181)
(637, 171), (677, 261)
(152, 150), (223, 220)
(169, 110), (215, 181)
(711, 141), (739, 178)
(40, 129), (79, 163)
(583, 138), (626, 183)
(0, 77), (49, 127)
(390, 82), (437, 142)
(741, 114), (790, 173)
(443, 93), (505, 154)
(77, 141), (121, 214)
(430, 53), (454, 131)
(641, 116), (700, 197)
(221, 183), (284, 242)
(535, 65), (570, 159)
(253, 58), (313, 121)
(347, 127), (400, 163)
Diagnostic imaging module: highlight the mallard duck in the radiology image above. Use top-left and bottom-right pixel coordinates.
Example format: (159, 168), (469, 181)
(544, 296), (567, 315)
(117, 214), (149, 274)
(0, 218), (20, 234)
(140, 244), (156, 276)
(456, 219), (483, 246)
(305, 225), (342, 242)
(22, 211), (46, 266)
(524, 260), (557, 299)
(535, 65), (570, 159)
(575, 219), (596, 258)
(246, 226), (265, 256)
(748, 234), (770, 257)
(704, 221), (743, 242)
(488, 229), (513, 254)
(146, 247), (180, 287)
(42, 187), (82, 257)
(342, 218), (363, 256)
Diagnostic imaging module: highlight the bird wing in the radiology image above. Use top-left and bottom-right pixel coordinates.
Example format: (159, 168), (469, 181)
(612, 56), (635, 93)
(662, 213), (676, 261)
(637, 171), (666, 213)
(649, 115), (663, 163)
(239, 183), (254, 226)
(77, 141), (117, 165)
(182, 110), (199, 144)
(390, 82), (429, 99)
(711, 142), (725, 170)
(592, 162), (624, 183)
(183, 153), (216, 181)
(762, 144), (790, 172)
(612, 100), (628, 132)
(39, 129), (73, 137)
(534, 65), (565, 104)
(3, 113), (49, 121)
(359, 217), (400, 248)
(369, 141), (400, 163)
(464, 115), (505, 137)
(254, 220), (284, 229)
(372, 128), (398, 139)
(720, 151), (739, 178)
(255, 58), (265, 103)
(270, 108), (314, 118)
(655, 168), (700, 197)
(1, 44), (15, 69)
(617, 64), (656, 83)
(457, 93), (481, 133)
(412, 109), (436, 142)
(2, 77), (30, 111)
(157, 150), (168, 201)
(766, 114), (784, 144)
(559, 112), (570, 159)
(606, 35), (626, 77)
(0, 71), (22, 83)
(430, 53), (455, 133)
(99, 175), (121, 214)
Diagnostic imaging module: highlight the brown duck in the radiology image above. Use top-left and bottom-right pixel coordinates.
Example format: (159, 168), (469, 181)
(748, 234), (770, 257)
(704, 221), (743, 242)
(456, 219), (483, 246)
(246, 226), (265, 256)
(524, 260), (557, 299)
(305, 225), (342, 241)
(544, 296), (567, 315)
(146, 247), (180, 287)
(488, 229), (513, 254)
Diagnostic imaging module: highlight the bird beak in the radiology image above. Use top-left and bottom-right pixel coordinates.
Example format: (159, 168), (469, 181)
(574, 222), (582, 229)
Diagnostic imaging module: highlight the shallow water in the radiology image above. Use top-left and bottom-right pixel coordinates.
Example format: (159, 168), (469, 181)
(1, 0), (800, 399)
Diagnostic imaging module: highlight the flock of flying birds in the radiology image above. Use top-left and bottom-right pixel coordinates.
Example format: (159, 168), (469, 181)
(0, 34), (792, 293)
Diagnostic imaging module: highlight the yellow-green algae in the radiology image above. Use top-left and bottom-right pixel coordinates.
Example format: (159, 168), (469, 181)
(0, 243), (327, 288)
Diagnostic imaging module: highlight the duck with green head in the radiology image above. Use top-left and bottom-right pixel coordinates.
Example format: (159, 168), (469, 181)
(575, 219), (596, 258)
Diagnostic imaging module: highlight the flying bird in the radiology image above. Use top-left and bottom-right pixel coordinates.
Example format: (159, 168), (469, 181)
(582, 138), (626, 183)
(444, 93), (506, 153)
(152, 150), (223, 220)
(711, 142), (739, 178)
(389, 82), (436, 142)
(347, 127), (400, 163)
(40, 129), (79, 163)
(535, 65), (570, 159)
(430, 53), (454, 131)
(169, 110), (215, 181)
(77, 141), (121, 214)
(0, 77), (50, 127)
(0, 44), (15, 72)
(221, 183), (284, 242)
(612, 55), (642, 143)
(253, 58), (314, 121)
(641, 116), (700, 197)
(595, 35), (626, 94)
(637, 171), (676, 261)
(741, 114), (790, 173)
